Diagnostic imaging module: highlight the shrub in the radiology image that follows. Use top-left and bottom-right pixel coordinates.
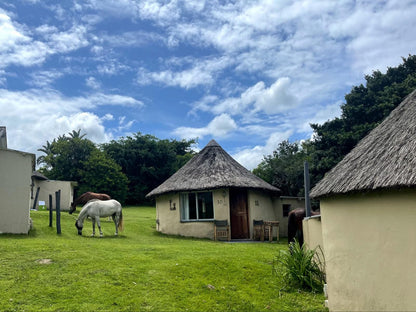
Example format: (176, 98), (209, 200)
(274, 239), (326, 292)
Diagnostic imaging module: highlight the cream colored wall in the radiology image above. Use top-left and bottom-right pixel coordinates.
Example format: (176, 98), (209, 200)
(0, 149), (34, 234)
(302, 217), (323, 252)
(320, 189), (416, 312)
(276, 197), (305, 237)
(33, 180), (75, 211)
(213, 188), (230, 221)
(155, 189), (229, 239)
(248, 190), (277, 239)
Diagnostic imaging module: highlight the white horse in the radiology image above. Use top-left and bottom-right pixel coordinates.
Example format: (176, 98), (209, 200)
(75, 199), (123, 237)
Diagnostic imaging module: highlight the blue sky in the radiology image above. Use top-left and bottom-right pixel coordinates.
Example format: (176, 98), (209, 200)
(1, 0), (415, 169)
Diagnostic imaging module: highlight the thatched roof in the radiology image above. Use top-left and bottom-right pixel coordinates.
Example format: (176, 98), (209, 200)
(310, 89), (416, 198)
(146, 140), (280, 197)
(32, 171), (48, 180)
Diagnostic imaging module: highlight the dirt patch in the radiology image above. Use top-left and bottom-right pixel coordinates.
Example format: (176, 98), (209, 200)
(37, 259), (53, 265)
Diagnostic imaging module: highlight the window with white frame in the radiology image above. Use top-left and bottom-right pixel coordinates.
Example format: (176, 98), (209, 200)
(180, 192), (214, 221)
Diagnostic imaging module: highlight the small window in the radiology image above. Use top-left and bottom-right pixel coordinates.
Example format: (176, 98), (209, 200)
(283, 204), (291, 217)
(180, 192), (214, 221)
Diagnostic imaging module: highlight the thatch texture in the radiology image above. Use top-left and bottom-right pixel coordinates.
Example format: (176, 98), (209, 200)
(146, 140), (280, 197)
(32, 171), (48, 180)
(310, 89), (416, 198)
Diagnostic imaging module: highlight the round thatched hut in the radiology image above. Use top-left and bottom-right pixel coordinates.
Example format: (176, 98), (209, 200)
(310, 89), (416, 311)
(147, 140), (288, 240)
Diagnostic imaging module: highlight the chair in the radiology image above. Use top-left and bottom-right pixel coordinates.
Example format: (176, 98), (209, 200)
(214, 220), (230, 241)
(253, 219), (264, 241)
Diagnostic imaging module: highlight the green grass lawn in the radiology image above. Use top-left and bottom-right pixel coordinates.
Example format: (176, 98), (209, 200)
(0, 207), (326, 311)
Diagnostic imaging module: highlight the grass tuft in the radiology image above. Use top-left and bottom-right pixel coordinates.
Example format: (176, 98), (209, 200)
(274, 239), (326, 293)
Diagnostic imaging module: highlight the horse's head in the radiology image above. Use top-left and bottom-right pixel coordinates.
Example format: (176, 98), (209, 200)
(75, 220), (83, 235)
(69, 203), (75, 215)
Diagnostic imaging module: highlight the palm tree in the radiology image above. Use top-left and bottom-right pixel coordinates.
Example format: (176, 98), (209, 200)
(68, 129), (86, 139)
(37, 140), (54, 166)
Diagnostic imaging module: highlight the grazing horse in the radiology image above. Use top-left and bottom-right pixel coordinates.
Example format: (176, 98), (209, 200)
(75, 199), (123, 237)
(69, 191), (111, 214)
(287, 208), (320, 247)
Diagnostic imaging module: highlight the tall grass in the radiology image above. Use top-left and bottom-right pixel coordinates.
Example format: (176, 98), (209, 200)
(274, 240), (326, 293)
(0, 207), (327, 311)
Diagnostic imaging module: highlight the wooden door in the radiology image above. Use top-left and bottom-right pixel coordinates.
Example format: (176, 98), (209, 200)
(230, 188), (249, 239)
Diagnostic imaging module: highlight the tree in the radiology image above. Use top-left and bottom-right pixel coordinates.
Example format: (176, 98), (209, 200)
(38, 131), (96, 182)
(310, 54), (416, 182)
(78, 150), (129, 203)
(102, 133), (196, 204)
(36, 140), (54, 167)
(253, 140), (308, 196)
(37, 130), (129, 203)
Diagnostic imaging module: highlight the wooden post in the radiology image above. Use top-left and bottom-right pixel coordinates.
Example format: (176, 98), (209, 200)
(55, 190), (61, 234)
(32, 187), (40, 210)
(49, 194), (53, 227)
(304, 161), (311, 218)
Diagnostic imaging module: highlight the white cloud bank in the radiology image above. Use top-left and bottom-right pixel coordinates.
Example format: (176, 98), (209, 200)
(174, 113), (237, 140)
(0, 88), (143, 159)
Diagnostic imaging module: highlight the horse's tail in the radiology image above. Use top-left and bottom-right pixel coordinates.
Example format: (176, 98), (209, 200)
(118, 210), (124, 232)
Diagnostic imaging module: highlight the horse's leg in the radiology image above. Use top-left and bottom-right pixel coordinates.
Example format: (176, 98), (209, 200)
(91, 218), (96, 237)
(113, 213), (118, 236)
(96, 218), (103, 237)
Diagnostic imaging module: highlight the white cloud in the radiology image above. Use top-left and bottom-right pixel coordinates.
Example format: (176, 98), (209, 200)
(233, 130), (293, 170)
(137, 56), (230, 89)
(0, 11), (89, 70)
(174, 113), (237, 140)
(140, 66), (214, 89)
(327, 1), (416, 74)
(0, 88), (143, 158)
(85, 76), (101, 89)
(193, 78), (298, 116)
(0, 12), (50, 68)
(29, 70), (63, 87)
(47, 25), (89, 53)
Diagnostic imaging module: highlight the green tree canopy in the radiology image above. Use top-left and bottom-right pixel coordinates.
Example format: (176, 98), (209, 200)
(37, 130), (129, 203)
(37, 131), (96, 182)
(101, 133), (196, 204)
(253, 140), (309, 197)
(310, 55), (416, 182)
(78, 149), (129, 203)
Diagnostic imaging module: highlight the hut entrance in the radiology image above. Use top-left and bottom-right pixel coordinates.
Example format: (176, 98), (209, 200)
(230, 188), (249, 239)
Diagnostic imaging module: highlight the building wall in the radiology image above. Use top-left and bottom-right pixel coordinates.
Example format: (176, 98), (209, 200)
(320, 189), (416, 312)
(248, 190), (278, 239)
(155, 189), (229, 239)
(276, 196), (305, 237)
(155, 189), (301, 240)
(302, 216), (324, 252)
(32, 180), (76, 211)
(0, 149), (34, 234)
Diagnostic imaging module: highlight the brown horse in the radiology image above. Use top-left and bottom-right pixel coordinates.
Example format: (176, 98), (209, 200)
(287, 208), (319, 247)
(69, 192), (111, 214)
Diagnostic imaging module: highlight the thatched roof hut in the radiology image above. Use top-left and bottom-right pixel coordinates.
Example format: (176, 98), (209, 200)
(147, 140), (288, 240)
(310, 89), (416, 198)
(307, 90), (416, 311)
(147, 139), (280, 197)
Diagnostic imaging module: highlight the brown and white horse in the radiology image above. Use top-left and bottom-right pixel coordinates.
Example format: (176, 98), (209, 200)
(69, 191), (111, 214)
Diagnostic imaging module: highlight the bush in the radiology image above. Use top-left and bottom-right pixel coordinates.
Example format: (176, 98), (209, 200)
(274, 239), (326, 292)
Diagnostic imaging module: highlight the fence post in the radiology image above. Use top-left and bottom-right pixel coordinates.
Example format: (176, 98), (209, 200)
(49, 194), (53, 227)
(55, 190), (61, 234)
(32, 187), (40, 210)
(304, 161), (311, 218)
